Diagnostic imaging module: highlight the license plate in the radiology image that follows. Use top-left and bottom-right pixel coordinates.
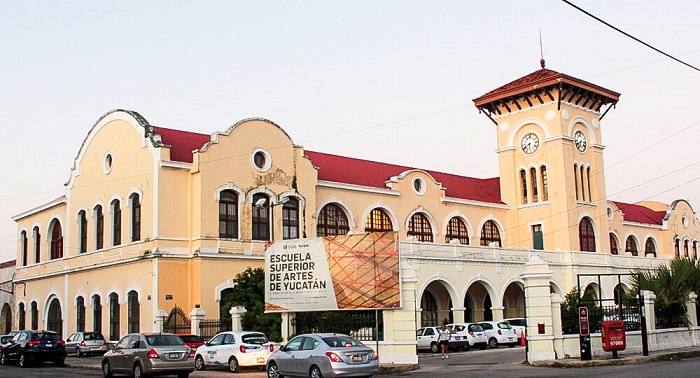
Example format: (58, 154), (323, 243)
(46, 344), (52, 347)
(169, 353), (179, 359)
(352, 355), (363, 362)
(257, 357), (265, 363)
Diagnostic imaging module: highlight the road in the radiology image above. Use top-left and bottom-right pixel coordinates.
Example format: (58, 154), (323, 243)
(0, 347), (698, 377)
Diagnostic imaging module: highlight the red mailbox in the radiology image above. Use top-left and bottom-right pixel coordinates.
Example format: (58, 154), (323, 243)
(601, 320), (626, 352)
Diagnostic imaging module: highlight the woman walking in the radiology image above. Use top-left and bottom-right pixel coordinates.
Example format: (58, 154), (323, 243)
(437, 324), (451, 359)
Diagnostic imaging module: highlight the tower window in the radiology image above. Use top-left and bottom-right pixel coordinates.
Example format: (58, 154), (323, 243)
(520, 169), (528, 204)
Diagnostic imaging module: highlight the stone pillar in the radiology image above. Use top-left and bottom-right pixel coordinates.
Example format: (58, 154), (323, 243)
(687, 292), (698, 327)
(280, 313), (295, 342)
(190, 307), (205, 336)
(491, 306), (505, 322)
(451, 307), (466, 324)
(550, 293), (563, 359)
(154, 310), (168, 333)
(642, 290), (656, 331)
(229, 306), (247, 332)
(378, 260), (419, 365)
(521, 255), (555, 362)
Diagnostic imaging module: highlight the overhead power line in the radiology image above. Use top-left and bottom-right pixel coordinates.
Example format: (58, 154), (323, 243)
(563, 0), (700, 73)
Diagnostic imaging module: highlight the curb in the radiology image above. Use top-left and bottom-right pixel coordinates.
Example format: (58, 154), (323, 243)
(531, 348), (700, 368)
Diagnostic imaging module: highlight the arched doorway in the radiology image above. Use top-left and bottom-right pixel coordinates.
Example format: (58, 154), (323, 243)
(420, 281), (453, 326)
(47, 298), (62, 337)
(502, 282), (525, 318)
(465, 281), (494, 322)
(0, 304), (11, 333)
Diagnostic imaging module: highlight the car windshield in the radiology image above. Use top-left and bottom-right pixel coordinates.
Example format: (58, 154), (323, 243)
(179, 335), (203, 343)
(241, 333), (268, 345)
(146, 335), (185, 346)
(322, 336), (364, 348)
(85, 332), (104, 340)
(452, 325), (466, 332)
(32, 333), (60, 341)
(0, 336), (12, 343)
(498, 323), (512, 329)
(470, 324), (484, 332)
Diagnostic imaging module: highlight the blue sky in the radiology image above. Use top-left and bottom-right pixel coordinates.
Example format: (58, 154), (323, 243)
(1, 1), (699, 262)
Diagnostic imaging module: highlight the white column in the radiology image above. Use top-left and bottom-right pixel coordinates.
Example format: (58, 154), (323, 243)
(642, 290), (656, 332)
(522, 255), (555, 362)
(229, 306), (247, 332)
(153, 310), (168, 333)
(687, 292), (698, 327)
(190, 307), (205, 336)
(551, 293), (563, 358)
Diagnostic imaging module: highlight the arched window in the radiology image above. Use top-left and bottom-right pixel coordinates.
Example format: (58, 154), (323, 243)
(30, 301), (38, 330)
(587, 167), (593, 201)
(580, 165), (586, 201)
(95, 205), (104, 250)
(92, 295), (102, 333)
(130, 193), (141, 242)
(480, 220), (502, 247)
(127, 291), (139, 333)
(625, 236), (638, 256)
(445, 217), (469, 244)
(78, 210), (87, 253)
(675, 239), (680, 258)
(520, 169), (528, 204)
(684, 240), (690, 258)
(219, 190), (239, 239)
(609, 233), (618, 255)
(18, 303), (25, 331)
(111, 200), (121, 246)
(282, 198), (300, 240)
(578, 218), (596, 252)
(76, 296), (85, 332)
(364, 208), (393, 233)
(574, 164), (580, 200)
(47, 298), (62, 337)
(252, 193), (270, 241)
(420, 292), (437, 327)
(20, 230), (27, 266)
(530, 167), (538, 202)
(109, 293), (119, 341)
(407, 213), (433, 242)
(33, 226), (41, 264)
(644, 238), (656, 257)
(49, 220), (63, 260)
(316, 203), (350, 236)
(541, 166), (549, 201)
(694, 241), (698, 260)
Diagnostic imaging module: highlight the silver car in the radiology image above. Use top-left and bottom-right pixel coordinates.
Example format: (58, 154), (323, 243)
(65, 331), (108, 357)
(266, 333), (378, 378)
(101, 333), (195, 378)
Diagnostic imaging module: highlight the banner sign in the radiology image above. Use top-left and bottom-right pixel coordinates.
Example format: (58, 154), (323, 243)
(265, 231), (400, 312)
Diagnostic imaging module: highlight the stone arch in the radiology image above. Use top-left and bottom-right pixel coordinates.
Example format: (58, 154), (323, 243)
(577, 214), (599, 252)
(442, 212), (474, 244)
(464, 278), (500, 322)
(315, 197), (357, 231)
(476, 217), (506, 246)
(0, 303), (11, 334)
(501, 279), (525, 319)
(568, 118), (598, 145)
(44, 295), (63, 337)
(405, 207), (439, 239)
(360, 203), (399, 232)
(417, 276), (461, 326)
(508, 119), (552, 147)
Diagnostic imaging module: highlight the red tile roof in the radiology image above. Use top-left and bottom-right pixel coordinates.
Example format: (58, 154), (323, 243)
(305, 150), (503, 204)
(154, 127), (210, 163)
(611, 201), (665, 226)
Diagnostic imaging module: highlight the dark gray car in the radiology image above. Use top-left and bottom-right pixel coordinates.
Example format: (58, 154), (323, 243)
(266, 333), (378, 378)
(101, 333), (194, 378)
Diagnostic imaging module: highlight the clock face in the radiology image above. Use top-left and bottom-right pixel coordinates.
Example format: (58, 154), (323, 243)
(574, 130), (587, 152)
(520, 133), (539, 154)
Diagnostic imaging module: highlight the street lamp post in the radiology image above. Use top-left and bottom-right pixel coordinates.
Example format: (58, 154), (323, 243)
(255, 197), (289, 242)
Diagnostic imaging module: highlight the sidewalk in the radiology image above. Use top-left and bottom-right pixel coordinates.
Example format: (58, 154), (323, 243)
(532, 346), (700, 367)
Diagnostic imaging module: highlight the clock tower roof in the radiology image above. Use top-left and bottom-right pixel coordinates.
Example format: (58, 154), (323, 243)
(472, 67), (620, 117)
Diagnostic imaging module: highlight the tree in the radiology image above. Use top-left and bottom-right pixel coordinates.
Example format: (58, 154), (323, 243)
(220, 267), (282, 341)
(560, 286), (598, 334)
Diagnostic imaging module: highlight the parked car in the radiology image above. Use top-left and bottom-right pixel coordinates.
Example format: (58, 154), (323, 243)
(101, 333), (194, 378)
(0, 334), (14, 351)
(479, 321), (517, 348)
(0, 330), (67, 367)
(177, 334), (204, 350)
(194, 331), (273, 372)
(66, 331), (108, 357)
(416, 326), (461, 353)
(448, 323), (488, 350)
(266, 333), (378, 378)
(499, 318), (526, 343)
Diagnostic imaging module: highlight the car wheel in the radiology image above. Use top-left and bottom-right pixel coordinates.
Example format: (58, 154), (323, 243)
(310, 365), (324, 378)
(430, 342), (439, 354)
(133, 363), (143, 378)
(76, 347), (82, 358)
(195, 355), (206, 370)
(488, 338), (498, 349)
(0, 351), (6, 365)
(267, 361), (284, 378)
(102, 360), (113, 378)
(464, 342), (471, 351)
(228, 356), (239, 373)
(18, 352), (26, 368)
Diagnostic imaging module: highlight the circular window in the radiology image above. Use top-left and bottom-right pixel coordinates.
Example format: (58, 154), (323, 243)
(103, 152), (113, 174)
(413, 177), (426, 195)
(251, 148), (272, 172)
(682, 216), (688, 228)
(607, 208), (614, 220)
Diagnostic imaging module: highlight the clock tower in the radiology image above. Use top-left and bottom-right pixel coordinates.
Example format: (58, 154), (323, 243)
(473, 62), (620, 253)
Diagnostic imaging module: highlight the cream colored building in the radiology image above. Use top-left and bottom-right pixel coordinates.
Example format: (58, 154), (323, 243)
(12, 65), (700, 363)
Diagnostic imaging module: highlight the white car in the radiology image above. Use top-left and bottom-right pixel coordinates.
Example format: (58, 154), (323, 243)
(479, 321), (517, 348)
(448, 323), (487, 350)
(499, 318), (526, 343)
(194, 331), (273, 372)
